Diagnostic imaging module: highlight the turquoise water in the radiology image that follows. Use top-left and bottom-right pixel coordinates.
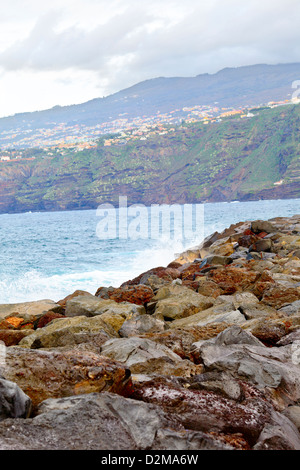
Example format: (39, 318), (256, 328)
(0, 198), (299, 303)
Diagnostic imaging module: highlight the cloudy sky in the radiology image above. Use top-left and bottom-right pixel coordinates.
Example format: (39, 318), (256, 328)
(0, 0), (299, 118)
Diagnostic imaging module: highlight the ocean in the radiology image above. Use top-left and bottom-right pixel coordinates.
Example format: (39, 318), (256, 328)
(0, 197), (299, 304)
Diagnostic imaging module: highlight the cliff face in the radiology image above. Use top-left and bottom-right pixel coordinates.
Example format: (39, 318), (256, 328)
(0, 103), (299, 214)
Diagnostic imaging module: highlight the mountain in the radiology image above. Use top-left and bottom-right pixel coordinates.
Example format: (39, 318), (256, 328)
(1, 62), (300, 134)
(0, 102), (299, 214)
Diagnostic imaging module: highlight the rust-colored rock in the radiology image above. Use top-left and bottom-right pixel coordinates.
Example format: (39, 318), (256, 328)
(261, 285), (300, 309)
(0, 329), (33, 346)
(35, 311), (65, 329)
(4, 346), (132, 410)
(57, 290), (92, 309)
(120, 266), (180, 287)
(208, 266), (259, 294)
(96, 284), (154, 305)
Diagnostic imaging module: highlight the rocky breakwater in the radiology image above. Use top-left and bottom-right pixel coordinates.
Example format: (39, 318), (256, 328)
(0, 215), (300, 450)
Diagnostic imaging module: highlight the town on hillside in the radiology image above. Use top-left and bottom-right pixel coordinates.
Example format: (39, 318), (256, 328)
(0, 96), (298, 161)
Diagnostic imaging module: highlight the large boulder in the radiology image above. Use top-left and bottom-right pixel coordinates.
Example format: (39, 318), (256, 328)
(0, 392), (233, 450)
(0, 300), (60, 320)
(191, 326), (300, 409)
(3, 346), (132, 410)
(18, 315), (119, 349)
(95, 285), (154, 305)
(64, 294), (145, 320)
(152, 285), (214, 321)
(100, 337), (203, 377)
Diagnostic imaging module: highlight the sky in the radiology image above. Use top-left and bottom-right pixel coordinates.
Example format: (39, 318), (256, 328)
(0, 0), (299, 118)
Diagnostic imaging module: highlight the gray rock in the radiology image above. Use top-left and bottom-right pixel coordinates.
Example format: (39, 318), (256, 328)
(0, 378), (31, 420)
(191, 326), (300, 402)
(0, 299), (60, 320)
(100, 337), (202, 377)
(251, 220), (277, 234)
(253, 412), (300, 450)
(282, 406), (300, 431)
(0, 392), (232, 450)
(65, 294), (145, 318)
(119, 313), (166, 337)
(279, 300), (300, 316)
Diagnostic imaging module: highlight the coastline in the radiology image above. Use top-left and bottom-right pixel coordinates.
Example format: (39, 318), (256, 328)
(0, 214), (300, 450)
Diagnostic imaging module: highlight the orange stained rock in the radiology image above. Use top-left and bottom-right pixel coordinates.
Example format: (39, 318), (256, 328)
(5, 316), (24, 328)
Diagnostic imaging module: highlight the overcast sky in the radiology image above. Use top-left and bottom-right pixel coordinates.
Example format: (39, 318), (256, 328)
(0, 0), (299, 118)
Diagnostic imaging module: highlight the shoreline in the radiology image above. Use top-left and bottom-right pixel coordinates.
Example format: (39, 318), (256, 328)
(0, 214), (300, 450)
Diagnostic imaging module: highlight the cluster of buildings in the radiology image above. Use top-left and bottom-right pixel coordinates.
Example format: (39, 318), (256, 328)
(0, 98), (295, 157)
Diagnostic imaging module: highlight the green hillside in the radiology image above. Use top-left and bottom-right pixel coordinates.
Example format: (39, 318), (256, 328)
(0, 103), (299, 213)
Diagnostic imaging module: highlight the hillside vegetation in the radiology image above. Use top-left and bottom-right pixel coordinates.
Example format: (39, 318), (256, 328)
(0, 103), (299, 213)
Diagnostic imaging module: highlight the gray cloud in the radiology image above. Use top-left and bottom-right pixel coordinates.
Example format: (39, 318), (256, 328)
(0, 0), (299, 102)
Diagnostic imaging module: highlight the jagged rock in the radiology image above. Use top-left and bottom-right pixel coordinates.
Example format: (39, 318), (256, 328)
(35, 311), (65, 328)
(100, 337), (203, 377)
(0, 378), (32, 421)
(191, 326), (300, 408)
(0, 392), (233, 450)
(196, 279), (224, 298)
(140, 324), (229, 360)
(282, 406), (300, 431)
(64, 294), (145, 332)
(152, 284), (214, 321)
(119, 313), (166, 337)
(18, 315), (118, 349)
(251, 220), (277, 234)
(0, 300), (61, 320)
(96, 284), (154, 305)
(3, 346), (132, 410)
(249, 238), (273, 253)
(279, 300), (300, 316)
(207, 266), (259, 294)
(131, 375), (300, 450)
(261, 285), (300, 308)
(57, 290), (92, 309)
(0, 329), (33, 346)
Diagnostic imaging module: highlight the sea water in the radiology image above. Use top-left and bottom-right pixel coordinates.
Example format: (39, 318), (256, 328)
(0, 198), (299, 303)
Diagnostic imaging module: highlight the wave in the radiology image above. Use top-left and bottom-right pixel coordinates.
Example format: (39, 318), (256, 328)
(0, 236), (200, 304)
